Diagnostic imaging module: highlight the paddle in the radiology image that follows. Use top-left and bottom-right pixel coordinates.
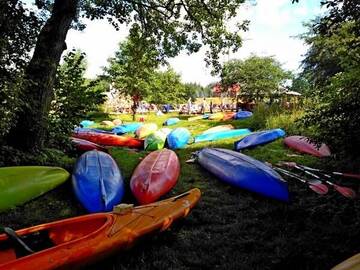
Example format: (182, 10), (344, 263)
(271, 166), (329, 195)
(279, 162), (356, 199)
(279, 162), (360, 181)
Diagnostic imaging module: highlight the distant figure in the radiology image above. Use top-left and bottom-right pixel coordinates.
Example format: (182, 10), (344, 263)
(201, 98), (207, 114)
(210, 100), (213, 114)
(187, 98), (192, 114)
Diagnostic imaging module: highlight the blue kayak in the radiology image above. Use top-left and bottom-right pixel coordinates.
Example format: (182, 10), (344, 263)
(80, 120), (94, 127)
(167, 128), (191, 149)
(74, 127), (113, 134)
(196, 148), (289, 202)
(234, 128), (286, 151)
(234, 111), (253, 120)
(194, 129), (251, 143)
(72, 150), (125, 213)
(163, 118), (180, 126)
(112, 122), (143, 135)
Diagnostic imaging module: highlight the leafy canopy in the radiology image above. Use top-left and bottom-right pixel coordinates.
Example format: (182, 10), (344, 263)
(221, 56), (291, 100)
(300, 0), (360, 159)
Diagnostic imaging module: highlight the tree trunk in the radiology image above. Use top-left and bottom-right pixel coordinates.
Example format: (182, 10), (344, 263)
(6, 0), (78, 151)
(131, 99), (138, 121)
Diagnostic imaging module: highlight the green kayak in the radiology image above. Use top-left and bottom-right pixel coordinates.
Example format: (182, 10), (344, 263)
(144, 129), (171, 151)
(0, 166), (69, 212)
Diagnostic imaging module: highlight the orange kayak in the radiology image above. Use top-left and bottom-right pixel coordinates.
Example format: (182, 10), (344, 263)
(0, 188), (201, 270)
(73, 132), (144, 149)
(222, 112), (236, 120)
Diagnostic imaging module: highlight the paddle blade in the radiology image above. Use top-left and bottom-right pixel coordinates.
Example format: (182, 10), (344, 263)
(334, 172), (360, 180)
(309, 183), (329, 195)
(333, 185), (357, 199)
(307, 179), (323, 185)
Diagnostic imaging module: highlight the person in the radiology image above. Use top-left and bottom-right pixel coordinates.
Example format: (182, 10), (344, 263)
(210, 100), (213, 114)
(187, 98), (192, 114)
(201, 98), (206, 114)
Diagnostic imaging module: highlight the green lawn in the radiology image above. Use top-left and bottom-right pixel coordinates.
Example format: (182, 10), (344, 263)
(0, 112), (359, 270)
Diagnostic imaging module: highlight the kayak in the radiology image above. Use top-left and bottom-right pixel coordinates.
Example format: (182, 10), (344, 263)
(194, 129), (251, 143)
(234, 111), (253, 120)
(208, 112), (224, 120)
(331, 253), (360, 270)
(202, 124), (234, 135)
(284, 136), (331, 158)
(163, 118), (180, 126)
(72, 132), (144, 149)
(130, 149), (180, 204)
(74, 127), (113, 134)
(167, 128), (191, 149)
(234, 128), (286, 151)
(0, 167), (69, 212)
(222, 112), (236, 120)
(135, 123), (158, 139)
(70, 137), (108, 152)
(188, 114), (209, 121)
(195, 148), (289, 202)
(144, 130), (167, 151)
(112, 123), (143, 135)
(0, 188), (201, 270)
(100, 120), (115, 127)
(112, 119), (122, 125)
(80, 120), (94, 127)
(72, 150), (125, 213)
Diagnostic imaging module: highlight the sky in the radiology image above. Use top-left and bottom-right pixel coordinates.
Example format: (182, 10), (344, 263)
(64, 0), (324, 86)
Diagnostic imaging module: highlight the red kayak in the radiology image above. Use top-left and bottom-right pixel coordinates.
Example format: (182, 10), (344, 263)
(0, 189), (201, 270)
(70, 137), (108, 152)
(73, 132), (144, 149)
(284, 136), (331, 158)
(130, 149), (180, 204)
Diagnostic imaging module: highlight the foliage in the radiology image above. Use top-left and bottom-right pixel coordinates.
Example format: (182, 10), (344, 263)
(48, 50), (106, 149)
(220, 55), (291, 101)
(105, 28), (160, 117)
(289, 75), (311, 96)
(0, 0), (42, 139)
(300, 0), (360, 158)
(147, 69), (187, 105)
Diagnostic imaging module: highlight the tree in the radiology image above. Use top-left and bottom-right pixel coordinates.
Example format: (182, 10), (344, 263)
(49, 50), (106, 148)
(0, 0), (42, 140)
(6, 0), (249, 151)
(220, 56), (291, 101)
(106, 28), (160, 120)
(300, 0), (360, 159)
(147, 69), (187, 105)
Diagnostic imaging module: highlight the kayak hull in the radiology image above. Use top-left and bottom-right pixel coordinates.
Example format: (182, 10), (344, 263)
(167, 128), (191, 149)
(135, 123), (158, 139)
(234, 128), (286, 151)
(73, 132), (144, 149)
(331, 253), (360, 270)
(222, 112), (236, 120)
(202, 124), (234, 135)
(194, 129), (251, 143)
(197, 148), (289, 202)
(0, 189), (201, 270)
(284, 136), (331, 157)
(130, 149), (180, 204)
(144, 130), (167, 151)
(234, 111), (253, 120)
(72, 150), (125, 213)
(112, 123), (142, 135)
(208, 112), (224, 120)
(70, 137), (108, 152)
(0, 167), (69, 212)
(163, 118), (180, 126)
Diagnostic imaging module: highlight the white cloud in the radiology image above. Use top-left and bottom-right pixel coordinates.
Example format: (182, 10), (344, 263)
(64, 0), (322, 86)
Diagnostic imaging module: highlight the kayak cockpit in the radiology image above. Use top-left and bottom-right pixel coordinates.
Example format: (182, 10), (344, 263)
(0, 214), (110, 265)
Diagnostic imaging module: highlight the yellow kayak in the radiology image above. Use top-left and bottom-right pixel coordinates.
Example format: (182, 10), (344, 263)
(332, 253), (360, 270)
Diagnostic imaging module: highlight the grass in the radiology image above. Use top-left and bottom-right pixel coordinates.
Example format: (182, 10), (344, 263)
(1, 111), (359, 270)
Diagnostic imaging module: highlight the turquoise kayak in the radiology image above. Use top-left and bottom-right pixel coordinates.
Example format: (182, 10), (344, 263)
(112, 123), (143, 135)
(163, 118), (180, 126)
(194, 129), (252, 143)
(167, 128), (191, 149)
